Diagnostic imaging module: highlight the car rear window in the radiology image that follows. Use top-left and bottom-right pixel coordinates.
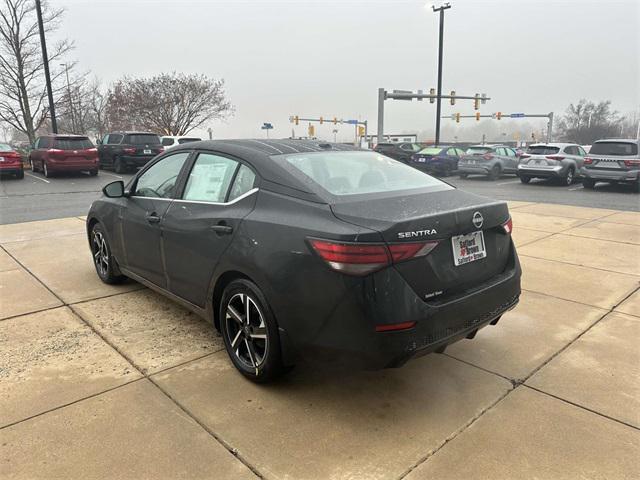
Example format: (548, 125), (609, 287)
(53, 137), (93, 150)
(418, 147), (442, 155)
(275, 151), (450, 197)
(178, 138), (201, 144)
(466, 147), (491, 155)
(526, 146), (560, 155)
(0, 143), (12, 152)
(161, 138), (175, 146)
(589, 142), (638, 156)
(126, 134), (161, 145)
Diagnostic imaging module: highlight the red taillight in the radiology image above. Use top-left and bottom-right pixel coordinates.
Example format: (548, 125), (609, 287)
(583, 157), (593, 165)
(623, 159), (640, 166)
(375, 321), (417, 332)
(545, 155), (565, 161)
(501, 217), (513, 234)
(123, 147), (136, 155)
(157, 147), (164, 153)
(309, 239), (439, 276)
(519, 154), (531, 159)
(483, 153), (494, 161)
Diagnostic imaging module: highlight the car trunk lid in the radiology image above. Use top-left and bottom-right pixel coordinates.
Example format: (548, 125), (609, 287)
(330, 189), (512, 301)
(585, 141), (639, 171)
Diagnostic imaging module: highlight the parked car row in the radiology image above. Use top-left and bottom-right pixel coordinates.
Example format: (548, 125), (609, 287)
(373, 138), (639, 191)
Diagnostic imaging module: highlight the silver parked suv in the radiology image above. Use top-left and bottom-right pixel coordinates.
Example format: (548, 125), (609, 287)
(582, 139), (640, 192)
(457, 145), (520, 180)
(517, 143), (586, 186)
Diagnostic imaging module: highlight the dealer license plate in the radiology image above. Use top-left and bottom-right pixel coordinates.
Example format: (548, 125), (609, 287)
(452, 231), (487, 266)
(143, 149), (152, 154)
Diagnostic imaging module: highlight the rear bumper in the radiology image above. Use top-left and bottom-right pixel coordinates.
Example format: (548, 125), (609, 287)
(302, 242), (522, 369)
(121, 155), (156, 168)
(582, 168), (639, 182)
(48, 160), (97, 171)
(458, 164), (490, 175)
(0, 164), (23, 173)
(517, 164), (565, 178)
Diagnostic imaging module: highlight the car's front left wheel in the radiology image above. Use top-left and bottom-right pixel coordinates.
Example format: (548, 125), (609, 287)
(90, 223), (126, 284)
(220, 279), (285, 383)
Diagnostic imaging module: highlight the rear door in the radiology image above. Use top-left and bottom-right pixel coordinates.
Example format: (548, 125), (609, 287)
(162, 151), (258, 306)
(122, 151), (192, 287)
(503, 147), (518, 172)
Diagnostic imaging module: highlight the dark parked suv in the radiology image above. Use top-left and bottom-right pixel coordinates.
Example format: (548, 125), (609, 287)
(97, 132), (164, 173)
(374, 142), (422, 163)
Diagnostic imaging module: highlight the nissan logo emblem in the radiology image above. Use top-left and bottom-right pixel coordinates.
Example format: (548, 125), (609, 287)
(472, 212), (484, 229)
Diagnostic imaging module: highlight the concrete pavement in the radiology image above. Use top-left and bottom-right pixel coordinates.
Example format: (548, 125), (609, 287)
(0, 203), (638, 479)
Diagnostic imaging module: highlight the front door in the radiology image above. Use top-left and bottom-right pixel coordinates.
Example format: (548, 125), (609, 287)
(122, 151), (191, 287)
(162, 152), (258, 307)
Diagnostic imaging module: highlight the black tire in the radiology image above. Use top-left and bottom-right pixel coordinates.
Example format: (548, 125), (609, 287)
(16, 170), (24, 179)
(561, 168), (575, 186)
(114, 156), (125, 174)
(43, 162), (53, 178)
(90, 223), (126, 284)
(89, 169), (98, 176)
(634, 179), (640, 193)
(220, 279), (285, 383)
(519, 175), (531, 184)
(488, 164), (501, 180)
(29, 158), (37, 172)
(459, 173), (468, 179)
(582, 178), (596, 189)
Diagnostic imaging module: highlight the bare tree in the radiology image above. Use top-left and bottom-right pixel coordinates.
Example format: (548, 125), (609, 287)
(107, 72), (232, 135)
(0, 0), (73, 143)
(557, 99), (621, 144)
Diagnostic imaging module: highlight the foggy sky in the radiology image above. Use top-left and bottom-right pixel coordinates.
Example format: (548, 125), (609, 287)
(54, 0), (639, 142)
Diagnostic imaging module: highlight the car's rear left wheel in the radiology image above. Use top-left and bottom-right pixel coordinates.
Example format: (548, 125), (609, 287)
(220, 279), (285, 383)
(90, 223), (126, 284)
(562, 168), (575, 186)
(519, 175), (531, 184)
(43, 162), (53, 178)
(488, 164), (501, 180)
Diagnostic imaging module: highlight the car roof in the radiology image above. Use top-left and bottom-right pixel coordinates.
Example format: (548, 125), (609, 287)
(167, 139), (362, 204)
(110, 131), (158, 135)
(529, 143), (575, 147)
(594, 138), (639, 144)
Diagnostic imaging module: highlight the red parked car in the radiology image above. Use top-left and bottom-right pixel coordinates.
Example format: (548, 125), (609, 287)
(0, 143), (24, 179)
(29, 135), (99, 178)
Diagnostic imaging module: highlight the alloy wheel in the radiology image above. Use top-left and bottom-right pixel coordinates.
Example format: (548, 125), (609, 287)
(92, 230), (109, 277)
(224, 293), (268, 370)
(565, 169), (574, 185)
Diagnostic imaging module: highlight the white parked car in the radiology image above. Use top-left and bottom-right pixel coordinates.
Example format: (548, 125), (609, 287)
(160, 136), (202, 149)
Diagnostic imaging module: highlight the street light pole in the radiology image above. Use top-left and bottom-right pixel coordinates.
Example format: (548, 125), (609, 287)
(35, 0), (57, 134)
(432, 2), (451, 146)
(61, 63), (76, 133)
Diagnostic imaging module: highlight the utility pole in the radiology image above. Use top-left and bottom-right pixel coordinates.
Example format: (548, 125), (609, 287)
(61, 63), (76, 133)
(35, 0), (57, 134)
(207, 127), (212, 140)
(377, 88), (385, 145)
(432, 2), (451, 146)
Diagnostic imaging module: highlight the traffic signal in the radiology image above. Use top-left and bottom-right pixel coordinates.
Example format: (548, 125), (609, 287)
(474, 94), (480, 110)
(294, 115), (299, 125)
(496, 111), (502, 120)
(429, 88), (435, 104)
(308, 124), (315, 137)
(333, 117), (337, 125)
(319, 117), (324, 125)
(455, 113), (460, 123)
(358, 126), (365, 136)
(450, 91), (456, 106)
(475, 112), (481, 121)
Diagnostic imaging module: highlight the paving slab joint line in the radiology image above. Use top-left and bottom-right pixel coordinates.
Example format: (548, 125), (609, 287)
(518, 253), (640, 277)
(397, 385), (515, 480)
(147, 376), (266, 480)
(0, 243), (265, 477)
(523, 384), (640, 432)
(520, 287), (638, 311)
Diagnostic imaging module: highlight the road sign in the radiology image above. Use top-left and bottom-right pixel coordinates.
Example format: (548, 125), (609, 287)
(392, 89), (413, 100)
(261, 123), (273, 129)
(345, 119), (359, 125)
(510, 113), (525, 118)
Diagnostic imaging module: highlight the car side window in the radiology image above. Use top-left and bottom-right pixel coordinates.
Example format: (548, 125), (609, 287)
(505, 148), (515, 157)
(102, 135), (109, 145)
(456, 148), (465, 156)
(33, 138), (40, 149)
(446, 148), (457, 157)
(228, 165), (256, 202)
(134, 152), (190, 199)
(496, 147), (506, 156)
(567, 146), (578, 155)
(109, 134), (123, 145)
(39, 137), (51, 149)
(161, 138), (174, 147)
(577, 146), (586, 156)
(182, 153), (238, 203)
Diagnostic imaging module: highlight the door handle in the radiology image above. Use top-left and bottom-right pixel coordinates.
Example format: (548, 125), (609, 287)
(146, 213), (161, 224)
(210, 223), (233, 234)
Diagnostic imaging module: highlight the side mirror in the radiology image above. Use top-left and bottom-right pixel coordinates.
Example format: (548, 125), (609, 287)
(103, 180), (125, 198)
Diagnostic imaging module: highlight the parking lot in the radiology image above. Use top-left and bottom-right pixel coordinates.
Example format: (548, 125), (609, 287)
(1, 202), (638, 479)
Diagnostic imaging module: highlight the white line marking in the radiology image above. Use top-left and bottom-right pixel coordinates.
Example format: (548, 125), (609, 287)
(496, 179), (520, 186)
(569, 185), (584, 191)
(99, 172), (123, 179)
(25, 172), (50, 183)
